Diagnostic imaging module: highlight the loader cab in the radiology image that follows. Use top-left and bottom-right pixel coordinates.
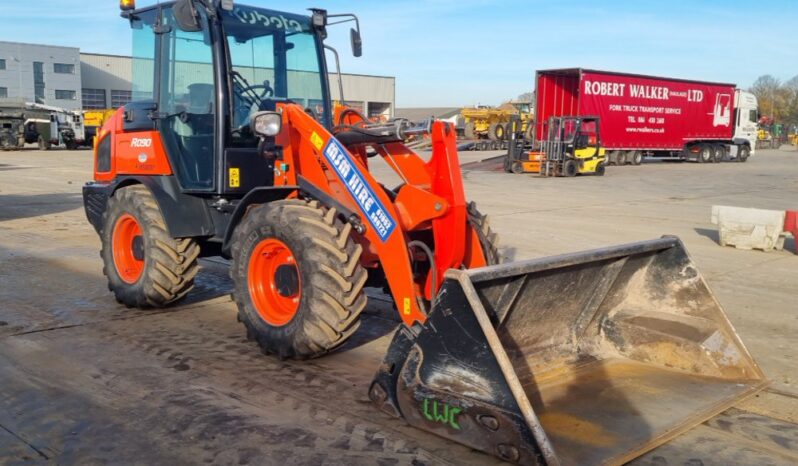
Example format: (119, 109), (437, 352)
(126, 0), (333, 194)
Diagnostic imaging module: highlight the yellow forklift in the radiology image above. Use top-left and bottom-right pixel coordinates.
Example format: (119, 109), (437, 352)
(506, 115), (606, 176)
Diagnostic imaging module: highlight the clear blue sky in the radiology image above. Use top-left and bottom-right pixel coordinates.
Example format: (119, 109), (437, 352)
(3, 0), (796, 107)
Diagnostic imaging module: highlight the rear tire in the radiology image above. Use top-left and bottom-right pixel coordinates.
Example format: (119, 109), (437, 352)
(101, 185), (200, 308)
(231, 199), (367, 360)
(616, 151), (627, 165)
(488, 123), (502, 141)
(698, 144), (713, 163)
(630, 151), (643, 165)
(711, 144), (725, 163)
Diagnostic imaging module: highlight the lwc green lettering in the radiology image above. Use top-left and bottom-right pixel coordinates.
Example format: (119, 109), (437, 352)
(422, 399), (462, 430)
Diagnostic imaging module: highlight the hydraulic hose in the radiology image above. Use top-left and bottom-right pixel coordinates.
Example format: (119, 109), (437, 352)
(407, 240), (436, 310)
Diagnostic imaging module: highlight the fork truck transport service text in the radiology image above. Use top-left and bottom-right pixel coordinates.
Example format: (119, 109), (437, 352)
(83, 1), (766, 464)
(533, 68), (759, 165)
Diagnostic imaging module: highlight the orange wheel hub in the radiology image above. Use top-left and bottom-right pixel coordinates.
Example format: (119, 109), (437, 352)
(112, 213), (145, 284)
(248, 238), (301, 326)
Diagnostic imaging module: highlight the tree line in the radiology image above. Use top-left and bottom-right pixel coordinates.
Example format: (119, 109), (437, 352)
(749, 75), (798, 125)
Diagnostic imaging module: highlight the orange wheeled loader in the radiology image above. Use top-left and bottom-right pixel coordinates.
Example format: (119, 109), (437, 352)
(83, 1), (766, 464)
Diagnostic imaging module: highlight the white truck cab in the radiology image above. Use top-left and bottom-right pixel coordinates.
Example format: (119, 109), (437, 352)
(733, 90), (758, 157)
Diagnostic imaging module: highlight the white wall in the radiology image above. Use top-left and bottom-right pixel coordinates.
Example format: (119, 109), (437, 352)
(0, 42), (82, 110)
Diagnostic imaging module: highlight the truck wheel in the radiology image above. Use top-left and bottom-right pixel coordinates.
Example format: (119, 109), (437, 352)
(231, 199), (367, 360)
(464, 122), (476, 140)
(563, 159), (577, 177)
(698, 144), (713, 163)
(630, 151), (643, 165)
(711, 144), (725, 163)
(38, 136), (50, 151)
(737, 145), (750, 162)
(101, 185), (200, 308)
(616, 151), (627, 165)
(488, 123), (502, 141)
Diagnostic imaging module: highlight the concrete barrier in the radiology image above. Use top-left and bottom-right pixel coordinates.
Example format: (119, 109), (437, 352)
(711, 205), (786, 251)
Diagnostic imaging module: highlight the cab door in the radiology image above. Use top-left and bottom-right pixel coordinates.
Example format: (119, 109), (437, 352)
(156, 5), (217, 191)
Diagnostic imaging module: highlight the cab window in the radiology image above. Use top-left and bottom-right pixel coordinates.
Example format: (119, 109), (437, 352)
(223, 6), (327, 147)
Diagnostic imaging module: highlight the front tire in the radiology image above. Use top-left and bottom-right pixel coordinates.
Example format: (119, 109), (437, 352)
(231, 199), (367, 360)
(467, 202), (501, 266)
(737, 145), (750, 162)
(563, 159), (577, 177)
(101, 185), (200, 308)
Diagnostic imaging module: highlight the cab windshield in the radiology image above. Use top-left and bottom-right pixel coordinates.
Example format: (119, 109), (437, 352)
(222, 6), (328, 143)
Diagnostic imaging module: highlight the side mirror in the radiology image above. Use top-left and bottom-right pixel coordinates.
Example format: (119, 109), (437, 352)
(350, 28), (362, 57)
(251, 111), (282, 138)
(173, 0), (202, 32)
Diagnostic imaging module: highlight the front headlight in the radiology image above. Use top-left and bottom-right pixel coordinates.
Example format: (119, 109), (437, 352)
(251, 111), (282, 138)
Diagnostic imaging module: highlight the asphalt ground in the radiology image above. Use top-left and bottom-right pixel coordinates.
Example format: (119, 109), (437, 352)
(0, 146), (796, 465)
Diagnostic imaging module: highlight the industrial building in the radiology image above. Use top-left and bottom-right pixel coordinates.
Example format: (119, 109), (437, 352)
(0, 41), (83, 111)
(80, 52), (395, 118)
(0, 41), (395, 117)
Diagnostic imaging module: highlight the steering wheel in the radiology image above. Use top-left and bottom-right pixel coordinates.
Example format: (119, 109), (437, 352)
(241, 84), (274, 101)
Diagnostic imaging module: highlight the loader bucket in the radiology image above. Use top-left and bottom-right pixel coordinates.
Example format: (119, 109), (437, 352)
(370, 237), (765, 466)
